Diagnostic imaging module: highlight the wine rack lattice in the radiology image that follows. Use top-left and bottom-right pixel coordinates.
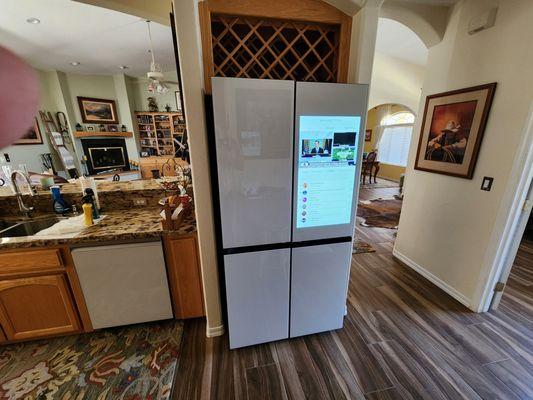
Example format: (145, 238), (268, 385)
(210, 14), (340, 82)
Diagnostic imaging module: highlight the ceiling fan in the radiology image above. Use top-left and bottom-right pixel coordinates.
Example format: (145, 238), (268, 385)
(144, 20), (178, 94)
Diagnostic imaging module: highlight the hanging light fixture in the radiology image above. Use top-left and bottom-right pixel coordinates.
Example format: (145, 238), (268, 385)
(145, 20), (169, 94)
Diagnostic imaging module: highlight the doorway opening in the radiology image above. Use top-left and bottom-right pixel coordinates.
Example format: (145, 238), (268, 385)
(354, 17), (427, 255)
(490, 180), (533, 311)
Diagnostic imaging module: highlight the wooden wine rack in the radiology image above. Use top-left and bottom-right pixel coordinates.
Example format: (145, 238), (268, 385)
(198, 0), (352, 94)
(211, 15), (340, 82)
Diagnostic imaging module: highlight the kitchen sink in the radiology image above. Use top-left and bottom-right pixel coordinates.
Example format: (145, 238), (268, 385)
(0, 217), (62, 238)
(0, 220), (16, 231)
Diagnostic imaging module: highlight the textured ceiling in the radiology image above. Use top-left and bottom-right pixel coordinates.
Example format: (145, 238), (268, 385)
(0, 0), (175, 77)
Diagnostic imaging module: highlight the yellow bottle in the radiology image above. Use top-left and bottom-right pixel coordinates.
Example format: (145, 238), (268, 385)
(82, 201), (94, 226)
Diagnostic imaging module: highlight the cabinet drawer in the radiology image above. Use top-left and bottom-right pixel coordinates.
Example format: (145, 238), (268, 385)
(0, 249), (64, 277)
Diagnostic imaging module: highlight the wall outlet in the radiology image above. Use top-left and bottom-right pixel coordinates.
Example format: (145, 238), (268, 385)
(133, 198), (147, 206)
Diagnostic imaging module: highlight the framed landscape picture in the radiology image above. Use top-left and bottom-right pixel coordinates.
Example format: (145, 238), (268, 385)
(414, 83), (497, 179)
(365, 129), (372, 142)
(14, 118), (43, 145)
(77, 96), (118, 124)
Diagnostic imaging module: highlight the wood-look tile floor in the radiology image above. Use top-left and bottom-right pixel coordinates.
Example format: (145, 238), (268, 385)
(173, 185), (533, 400)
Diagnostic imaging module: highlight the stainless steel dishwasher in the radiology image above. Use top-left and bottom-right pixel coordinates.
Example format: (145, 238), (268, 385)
(71, 241), (173, 329)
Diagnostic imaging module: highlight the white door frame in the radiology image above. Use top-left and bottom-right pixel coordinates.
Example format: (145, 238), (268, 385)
(490, 181), (533, 309)
(473, 102), (533, 312)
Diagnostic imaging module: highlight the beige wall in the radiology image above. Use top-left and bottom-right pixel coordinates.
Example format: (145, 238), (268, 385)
(173, 0), (224, 337)
(394, 0), (533, 310)
(368, 52), (425, 112)
(1, 69), (59, 172)
(2, 69), (143, 174)
(63, 71), (140, 162)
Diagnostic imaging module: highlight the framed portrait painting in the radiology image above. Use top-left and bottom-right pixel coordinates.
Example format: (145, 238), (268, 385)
(77, 96), (118, 124)
(414, 83), (496, 179)
(365, 129), (372, 142)
(14, 118), (43, 145)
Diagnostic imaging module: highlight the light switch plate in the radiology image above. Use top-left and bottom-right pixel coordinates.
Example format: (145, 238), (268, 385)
(481, 176), (494, 191)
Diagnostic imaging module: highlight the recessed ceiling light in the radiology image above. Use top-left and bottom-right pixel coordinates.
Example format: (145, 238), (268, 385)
(119, 65), (129, 70)
(26, 17), (40, 24)
(70, 61), (81, 66)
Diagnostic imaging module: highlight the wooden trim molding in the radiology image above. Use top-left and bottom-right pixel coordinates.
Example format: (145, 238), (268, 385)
(73, 131), (133, 138)
(199, 1), (214, 94)
(61, 247), (93, 332)
(337, 13), (352, 83)
(206, 0), (348, 24)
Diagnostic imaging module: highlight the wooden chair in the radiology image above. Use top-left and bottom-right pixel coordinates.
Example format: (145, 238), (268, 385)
(361, 151), (377, 185)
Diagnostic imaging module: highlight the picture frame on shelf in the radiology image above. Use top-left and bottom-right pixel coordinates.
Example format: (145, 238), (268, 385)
(14, 118), (43, 145)
(77, 96), (119, 124)
(414, 83), (497, 179)
(107, 125), (118, 132)
(86, 126), (94, 131)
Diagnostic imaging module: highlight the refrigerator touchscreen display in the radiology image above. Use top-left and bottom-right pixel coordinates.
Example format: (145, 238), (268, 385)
(296, 115), (360, 229)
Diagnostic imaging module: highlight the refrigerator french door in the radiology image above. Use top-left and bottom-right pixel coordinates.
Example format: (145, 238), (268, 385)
(212, 77), (368, 349)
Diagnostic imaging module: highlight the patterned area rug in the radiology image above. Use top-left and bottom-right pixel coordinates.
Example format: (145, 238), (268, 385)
(360, 178), (399, 189)
(353, 239), (376, 254)
(357, 197), (402, 229)
(0, 320), (183, 400)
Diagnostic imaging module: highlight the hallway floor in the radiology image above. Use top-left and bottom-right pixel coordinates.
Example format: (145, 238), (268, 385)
(172, 184), (533, 400)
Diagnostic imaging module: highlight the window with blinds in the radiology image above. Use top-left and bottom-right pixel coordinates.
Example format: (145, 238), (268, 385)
(377, 125), (413, 167)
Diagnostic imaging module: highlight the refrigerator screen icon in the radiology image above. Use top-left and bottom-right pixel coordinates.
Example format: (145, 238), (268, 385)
(296, 115), (360, 229)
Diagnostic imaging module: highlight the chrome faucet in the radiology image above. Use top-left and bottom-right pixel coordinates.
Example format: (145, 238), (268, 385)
(11, 170), (37, 218)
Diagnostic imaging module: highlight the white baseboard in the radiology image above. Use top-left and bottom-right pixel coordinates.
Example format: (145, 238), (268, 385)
(206, 323), (225, 337)
(392, 249), (472, 310)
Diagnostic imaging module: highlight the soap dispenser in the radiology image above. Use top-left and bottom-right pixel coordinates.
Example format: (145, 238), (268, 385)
(50, 185), (71, 214)
(82, 195), (94, 226)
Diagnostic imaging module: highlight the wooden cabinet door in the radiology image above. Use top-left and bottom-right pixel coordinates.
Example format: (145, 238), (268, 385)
(164, 236), (205, 318)
(0, 274), (80, 341)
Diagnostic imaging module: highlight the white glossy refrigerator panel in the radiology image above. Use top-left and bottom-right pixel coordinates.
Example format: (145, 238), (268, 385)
(212, 77), (295, 249)
(292, 82), (369, 242)
(290, 242), (352, 337)
(224, 249), (290, 349)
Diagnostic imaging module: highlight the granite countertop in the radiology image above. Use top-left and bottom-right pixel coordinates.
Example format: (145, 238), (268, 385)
(0, 208), (196, 250)
(0, 179), (165, 197)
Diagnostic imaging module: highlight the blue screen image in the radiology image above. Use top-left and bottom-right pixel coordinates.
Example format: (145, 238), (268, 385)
(296, 115), (360, 229)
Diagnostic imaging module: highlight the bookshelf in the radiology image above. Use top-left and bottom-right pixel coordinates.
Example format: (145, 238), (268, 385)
(135, 112), (186, 156)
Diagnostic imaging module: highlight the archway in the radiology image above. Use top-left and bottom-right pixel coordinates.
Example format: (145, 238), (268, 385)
(368, 18), (429, 112)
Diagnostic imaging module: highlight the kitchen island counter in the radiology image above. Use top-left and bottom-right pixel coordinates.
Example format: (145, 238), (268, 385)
(0, 208), (196, 250)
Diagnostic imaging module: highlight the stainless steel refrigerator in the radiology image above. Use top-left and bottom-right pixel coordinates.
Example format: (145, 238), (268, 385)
(212, 77), (368, 349)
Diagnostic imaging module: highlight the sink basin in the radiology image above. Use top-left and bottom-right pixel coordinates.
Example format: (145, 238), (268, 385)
(0, 217), (62, 238)
(0, 220), (16, 231)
